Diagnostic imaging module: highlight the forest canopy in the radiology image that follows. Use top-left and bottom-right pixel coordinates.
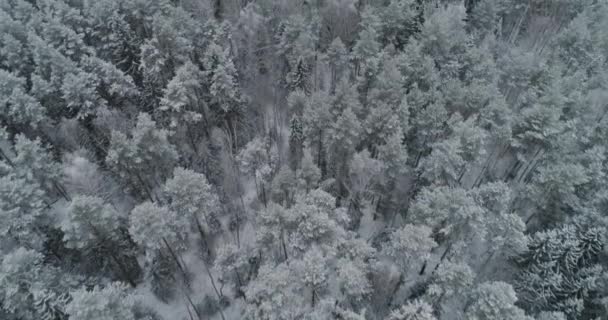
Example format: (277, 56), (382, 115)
(1, 0), (608, 319)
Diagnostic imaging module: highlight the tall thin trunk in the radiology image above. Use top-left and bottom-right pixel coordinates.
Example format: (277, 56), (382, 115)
(281, 229), (289, 260)
(202, 260), (227, 320)
(194, 215), (212, 258)
(508, 2), (530, 44)
(261, 183), (268, 208)
(388, 274), (405, 307)
(433, 242), (454, 273)
(135, 172), (155, 202)
(163, 237), (189, 282)
(53, 181), (71, 201)
(184, 292), (202, 320)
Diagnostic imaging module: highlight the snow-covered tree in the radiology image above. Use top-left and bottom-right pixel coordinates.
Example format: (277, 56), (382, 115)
(237, 136), (276, 200)
(327, 107), (362, 194)
(302, 91), (332, 175)
(298, 147), (322, 192)
(0, 70), (45, 126)
(294, 246), (330, 307)
(105, 113), (177, 201)
(380, 0), (420, 49)
(159, 60), (208, 151)
(383, 224), (437, 271)
(61, 195), (139, 285)
(271, 165), (297, 207)
(61, 195), (124, 249)
(388, 299), (436, 320)
(202, 42), (244, 113)
(245, 263), (303, 319)
(465, 281), (532, 320)
(409, 186), (486, 262)
(325, 37), (350, 91)
(427, 261), (474, 308)
(65, 282), (136, 320)
(162, 167), (221, 236)
(516, 224), (605, 318)
(0, 170), (48, 249)
(285, 189), (347, 254)
(6, 133), (63, 197)
(128, 201), (187, 259)
(257, 202), (290, 259)
(215, 243), (252, 296)
(336, 257), (372, 302)
(0, 248), (45, 318)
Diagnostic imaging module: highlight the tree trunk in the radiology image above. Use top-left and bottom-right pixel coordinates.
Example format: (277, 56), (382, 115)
(281, 229), (289, 260)
(388, 274), (405, 307)
(163, 237), (189, 283)
(135, 171), (155, 202)
(433, 242), (454, 273)
(202, 260), (227, 320)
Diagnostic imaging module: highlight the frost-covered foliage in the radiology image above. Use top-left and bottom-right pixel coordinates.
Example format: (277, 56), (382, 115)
(388, 299), (436, 320)
(66, 282), (136, 320)
(1, 0), (608, 319)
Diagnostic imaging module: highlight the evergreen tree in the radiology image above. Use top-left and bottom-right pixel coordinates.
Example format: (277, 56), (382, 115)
(388, 299), (437, 320)
(0, 70), (46, 126)
(324, 37), (350, 91)
(66, 282), (136, 320)
(298, 147), (322, 192)
(128, 201), (188, 261)
(465, 281), (532, 320)
(162, 167), (221, 237)
(516, 224), (605, 318)
(105, 113), (177, 201)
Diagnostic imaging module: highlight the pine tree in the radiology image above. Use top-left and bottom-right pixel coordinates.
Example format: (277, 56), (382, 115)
(128, 201), (188, 260)
(62, 195), (140, 285)
(324, 37), (350, 91)
(383, 224), (437, 271)
(105, 112), (178, 201)
(162, 167), (221, 237)
(289, 115), (305, 169)
(427, 261), (474, 310)
(381, 0), (420, 49)
(0, 248), (45, 319)
(159, 60), (207, 143)
(327, 107), (362, 195)
(336, 257), (372, 303)
(245, 263), (303, 319)
(303, 91), (332, 175)
(202, 42), (243, 113)
(61, 196), (124, 249)
(516, 224), (605, 318)
(271, 165), (297, 207)
(0, 171), (48, 249)
(0, 70), (46, 126)
(285, 189), (348, 254)
(298, 148), (321, 192)
(410, 186), (486, 263)
(465, 281), (532, 320)
(66, 282), (136, 320)
(388, 299), (436, 320)
(294, 246), (330, 307)
(237, 136), (276, 202)
(287, 57), (312, 94)
(214, 243), (252, 296)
